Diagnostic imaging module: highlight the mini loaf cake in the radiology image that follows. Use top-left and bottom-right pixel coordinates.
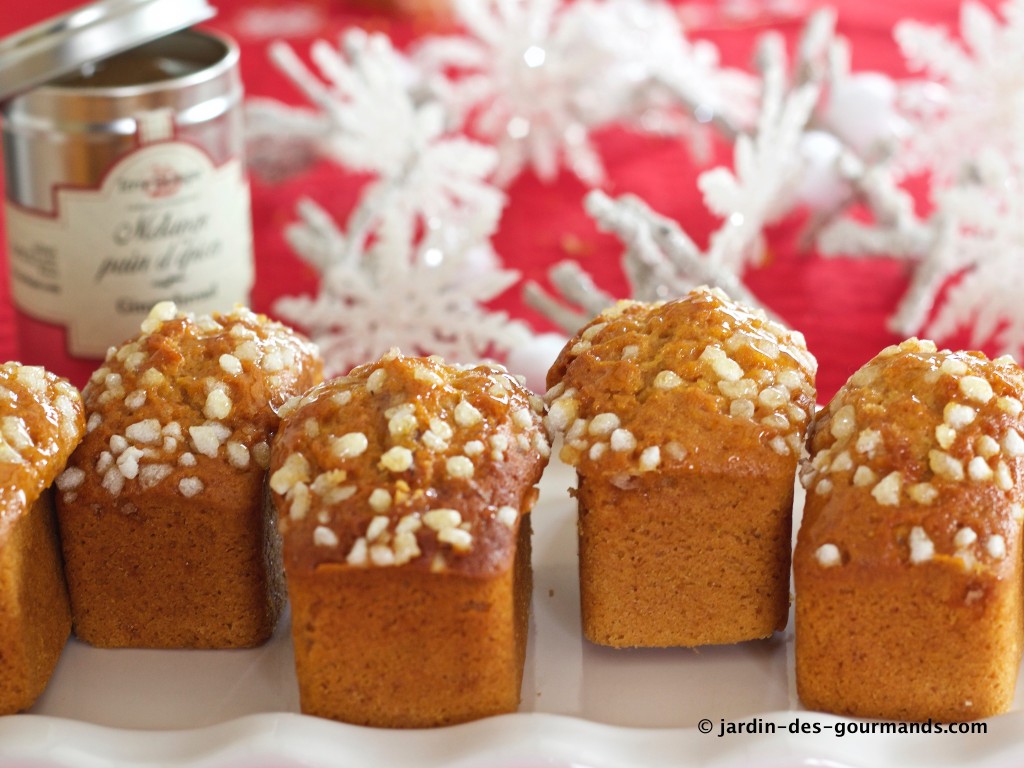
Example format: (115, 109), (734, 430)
(546, 287), (817, 648)
(55, 302), (322, 649)
(795, 338), (1024, 722)
(269, 349), (549, 728)
(0, 363), (85, 714)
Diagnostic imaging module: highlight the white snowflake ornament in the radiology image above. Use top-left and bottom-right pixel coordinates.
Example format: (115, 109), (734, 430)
(263, 31), (529, 374)
(791, 130), (850, 211)
(414, 0), (596, 184)
(895, 0), (1024, 183)
(924, 156), (1024, 354)
(816, 1), (1024, 360)
(557, 0), (757, 154)
(523, 190), (779, 334)
(414, 0), (754, 185)
(268, 31), (434, 178)
(276, 200), (530, 375)
(522, 9), (849, 333)
(819, 72), (909, 160)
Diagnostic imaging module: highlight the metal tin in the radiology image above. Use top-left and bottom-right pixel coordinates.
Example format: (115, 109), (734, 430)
(1, 6), (254, 384)
(0, 0), (217, 103)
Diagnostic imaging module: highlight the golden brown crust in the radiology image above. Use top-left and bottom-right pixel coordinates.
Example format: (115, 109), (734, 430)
(577, 471), (793, 647)
(795, 338), (1024, 721)
(55, 302), (322, 648)
(0, 492), (73, 714)
(794, 536), (1022, 721)
(288, 517), (533, 727)
(545, 289), (816, 477)
(270, 350), (549, 578)
(0, 362), (83, 714)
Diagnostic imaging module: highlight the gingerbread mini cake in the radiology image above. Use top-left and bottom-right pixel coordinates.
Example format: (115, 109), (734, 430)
(55, 302), (322, 648)
(795, 338), (1024, 722)
(0, 363), (85, 714)
(269, 350), (549, 727)
(545, 287), (817, 648)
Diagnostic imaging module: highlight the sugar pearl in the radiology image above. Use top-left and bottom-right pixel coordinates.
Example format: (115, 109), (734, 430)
(589, 413), (621, 436)
(313, 526), (339, 547)
(815, 543), (841, 567)
(332, 432), (368, 459)
(959, 375), (994, 404)
(446, 455), (475, 479)
(908, 526), (934, 564)
(610, 428), (637, 452)
(638, 446), (661, 471)
(830, 405), (857, 441)
(653, 370), (682, 390)
(380, 446), (413, 473)
(871, 471), (902, 506)
(987, 535), (1007, 560)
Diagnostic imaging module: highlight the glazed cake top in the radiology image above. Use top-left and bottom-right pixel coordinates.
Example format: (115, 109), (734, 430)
(55, 302), (322, 510)
(801, 337), (1024, 574)
(269, 350), (549, 577)
(545, 287), (817, 481)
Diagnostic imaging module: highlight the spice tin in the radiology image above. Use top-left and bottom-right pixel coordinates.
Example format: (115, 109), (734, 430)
(1, 1), (254, 383)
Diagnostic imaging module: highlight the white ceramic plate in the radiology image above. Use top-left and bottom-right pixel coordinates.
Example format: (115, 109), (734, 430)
(2, 457), (1023, 767)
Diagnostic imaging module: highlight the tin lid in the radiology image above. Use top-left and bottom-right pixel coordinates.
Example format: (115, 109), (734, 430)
(0, 0), (217, 103)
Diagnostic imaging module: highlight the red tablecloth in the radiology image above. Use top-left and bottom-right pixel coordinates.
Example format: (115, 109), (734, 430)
(0, 0), (992, 401)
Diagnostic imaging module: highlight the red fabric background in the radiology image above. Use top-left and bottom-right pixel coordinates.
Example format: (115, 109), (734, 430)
(0, 0), (995, 400)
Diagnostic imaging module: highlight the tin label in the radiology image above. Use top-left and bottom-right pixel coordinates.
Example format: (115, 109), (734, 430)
(5, 142), (254, 357)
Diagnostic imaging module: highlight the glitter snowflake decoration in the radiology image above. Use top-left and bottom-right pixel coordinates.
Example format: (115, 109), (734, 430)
(926, 157), (1024, 353)
(523, 190), (779, 332)
(277, 198), (529, 371)
(821, 150), (1024, 355)
(895, 0), (1024, 184)
(524, 12), (837, 330)
(413, 0), (755, 185)
(266, 31), (529, 373)
(245, 99), (328, 183)
(246, 0), (1024, 365)
(817, 0), (1024, 358)
(697, 33), (821, 272)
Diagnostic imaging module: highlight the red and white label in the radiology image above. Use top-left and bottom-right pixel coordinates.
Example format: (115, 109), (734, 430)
(6, 141), (254, 357)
